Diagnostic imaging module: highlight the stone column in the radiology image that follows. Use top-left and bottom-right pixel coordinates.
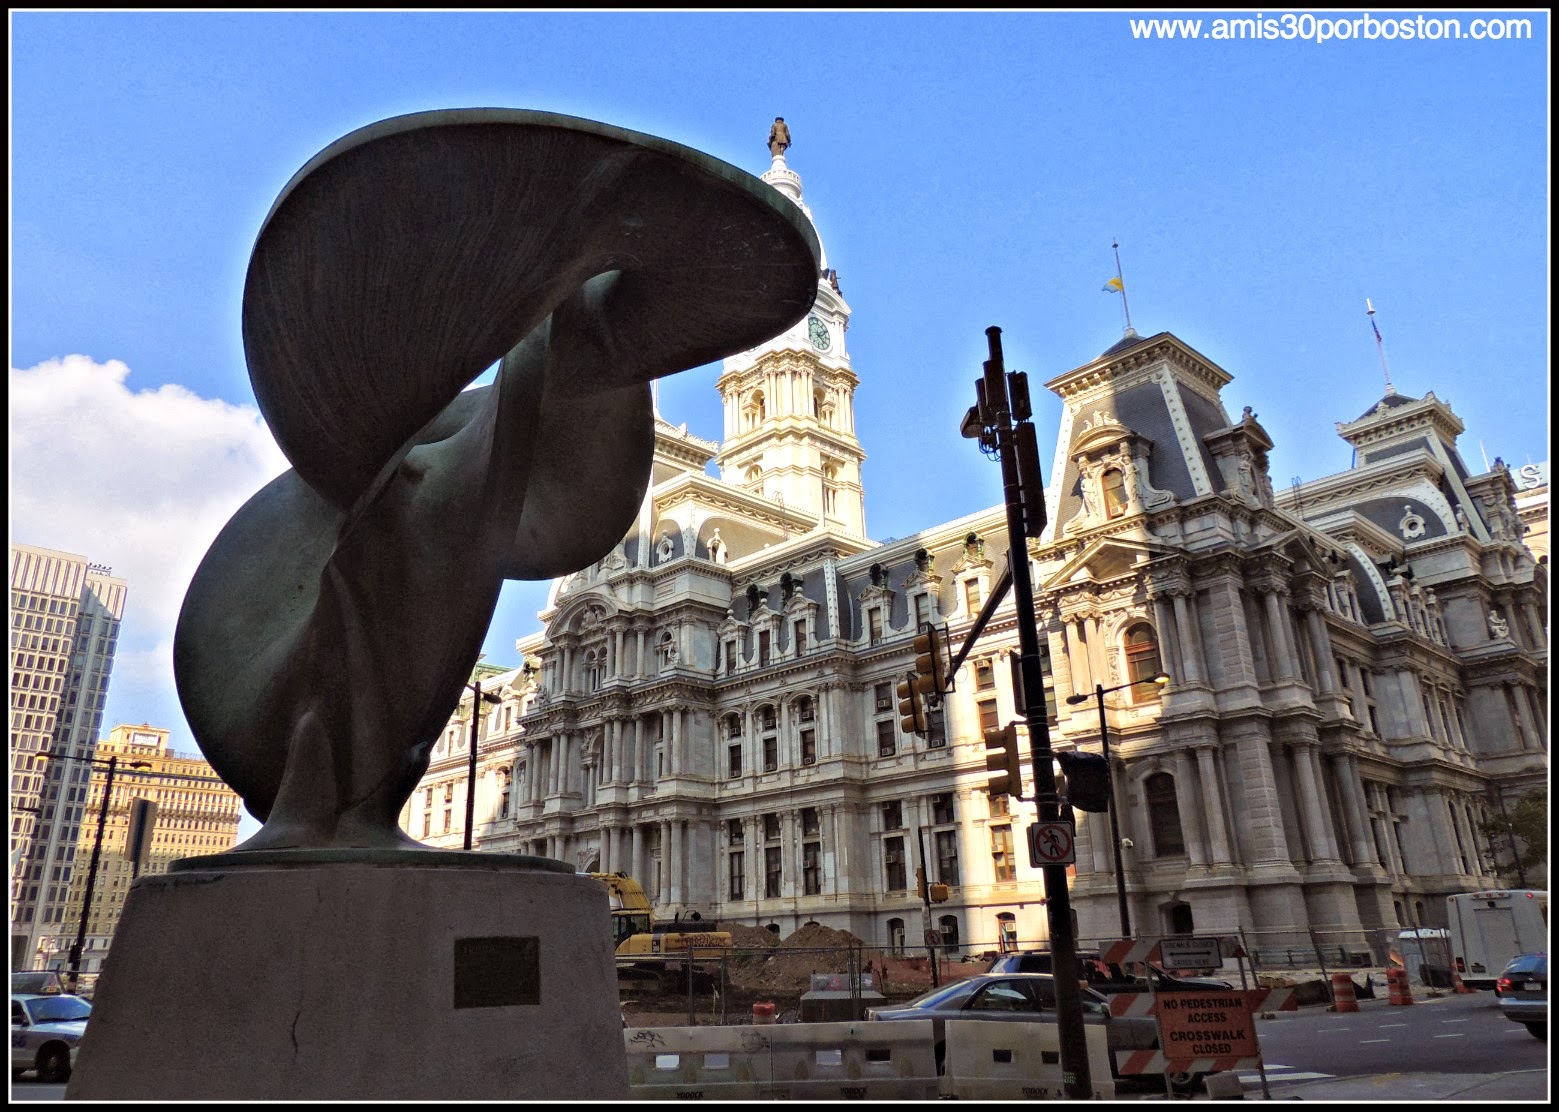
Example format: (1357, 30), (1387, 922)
(1368, 785), (1403, 877)
(1089, 812), (1112, 874)
(1509, 682), (1539, 749)
(670, 821), (685, 906)
(1234, 726), (1293, 864)
(1304, 609), (1338, 693)
(1262, 590), (1297, 681)
(1087, 615), (1109, 692)
(1334, 755), (1378, 866)
(657, 821), (672, 905)
(1064, 617), (1091, 691)
(1293, 744), (1341, 861)
(1450, 795), (1481, 876)
(1152, 594), (1182, 679)
(1175, 749), (1209, 867)
(1194, 745), (1233, 864)
(748, 816), (762, 902)
(1171, 591), (1208, 686)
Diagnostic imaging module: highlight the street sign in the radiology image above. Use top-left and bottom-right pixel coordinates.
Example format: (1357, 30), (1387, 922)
(1159, 935), (1222, 969)
(1027, 820), (1076, 866)
(1152, 989), (1260, 1060)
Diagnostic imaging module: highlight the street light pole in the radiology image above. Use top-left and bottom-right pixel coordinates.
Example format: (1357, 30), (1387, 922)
(1065, 673), (1170, 940)
(43, 751), (150, 992)
(463, 679), (503, 851)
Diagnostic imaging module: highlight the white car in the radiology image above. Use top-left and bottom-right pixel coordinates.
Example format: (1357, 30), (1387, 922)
(11, 993), (91, 1083)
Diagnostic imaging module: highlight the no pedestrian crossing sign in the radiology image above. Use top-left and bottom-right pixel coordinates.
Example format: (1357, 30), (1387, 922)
(1027, 820), (1075, 866)
(1153, 990), (1259, 1060)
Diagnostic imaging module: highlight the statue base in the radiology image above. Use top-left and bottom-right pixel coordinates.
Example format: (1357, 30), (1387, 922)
(66, 852), (627, 1100)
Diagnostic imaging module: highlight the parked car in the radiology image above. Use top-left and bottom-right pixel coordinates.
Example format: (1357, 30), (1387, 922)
(985, 948), (1235, 994)
(1495, 952), (1547, 1040)
(864, 972), (1202, 1092)
(11, 993), (91, 1082)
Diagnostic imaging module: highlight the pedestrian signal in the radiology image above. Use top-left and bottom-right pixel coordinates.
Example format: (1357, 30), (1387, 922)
(1057, 750), (1112, 812)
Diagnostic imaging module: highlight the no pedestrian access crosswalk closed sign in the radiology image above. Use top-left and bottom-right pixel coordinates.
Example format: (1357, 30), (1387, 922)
(1027, 820), (1075, 865)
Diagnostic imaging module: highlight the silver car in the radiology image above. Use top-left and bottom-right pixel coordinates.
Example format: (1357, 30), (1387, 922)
(864, 972), (1197, 1091)
(11, 993), (91, 1083)
(1495, 953), (1547, 1040)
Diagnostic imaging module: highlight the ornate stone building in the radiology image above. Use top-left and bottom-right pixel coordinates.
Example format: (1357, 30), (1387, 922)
(403, 137), (1547, 959)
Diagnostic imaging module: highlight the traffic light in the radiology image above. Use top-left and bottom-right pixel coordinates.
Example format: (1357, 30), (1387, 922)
(983, 724), (1021, 797)
(897, 669), (930, 736)
(1057, 751), (1112, 812)
(916, 867), (949, 903)
(913, 625), (952, 703)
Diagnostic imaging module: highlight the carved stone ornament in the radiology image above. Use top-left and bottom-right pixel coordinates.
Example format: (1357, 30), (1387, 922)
(1398, 505), (1426, 541)
(172, 108), (821, 851)
(1488, 609), (1510, 640)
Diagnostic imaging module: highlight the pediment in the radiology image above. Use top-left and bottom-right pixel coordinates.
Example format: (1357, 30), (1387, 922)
(1041, 535), (1176, 590)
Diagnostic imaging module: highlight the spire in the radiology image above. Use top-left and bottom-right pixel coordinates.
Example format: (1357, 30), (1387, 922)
(760, 116), (826, 270)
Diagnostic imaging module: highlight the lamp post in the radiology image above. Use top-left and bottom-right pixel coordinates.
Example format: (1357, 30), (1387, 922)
(42, 751), (151, 991)
(463, 680), (503, 851)
(1064, 673), (1170, 938)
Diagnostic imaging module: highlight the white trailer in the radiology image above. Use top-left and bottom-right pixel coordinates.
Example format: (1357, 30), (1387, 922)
(1445, 889), (1549, 990)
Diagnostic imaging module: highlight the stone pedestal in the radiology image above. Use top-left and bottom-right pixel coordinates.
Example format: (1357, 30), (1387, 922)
(66, 851), (627, 1100)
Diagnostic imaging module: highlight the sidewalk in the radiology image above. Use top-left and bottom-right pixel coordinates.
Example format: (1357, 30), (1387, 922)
(1247, 1069), (1548, 1101)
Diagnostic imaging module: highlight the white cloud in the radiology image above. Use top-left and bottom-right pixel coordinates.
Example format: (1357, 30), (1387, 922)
(10, 354), (287, 816)
(9, 355), (289, 636)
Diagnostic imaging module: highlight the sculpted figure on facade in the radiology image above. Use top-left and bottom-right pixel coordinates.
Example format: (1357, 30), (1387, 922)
(1488, 608), (1510, 640)
(171, 109), (820, 851)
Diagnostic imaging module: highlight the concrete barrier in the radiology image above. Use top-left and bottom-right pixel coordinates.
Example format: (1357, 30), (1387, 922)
(625, 1020), (939, 1101)
(943, 1020), (1116, 1100)
(625, 1025), (771, 1101)
(766, 1021), (940, 1100)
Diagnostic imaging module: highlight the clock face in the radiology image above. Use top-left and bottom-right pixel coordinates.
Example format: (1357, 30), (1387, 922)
(807, 316), (830, 350)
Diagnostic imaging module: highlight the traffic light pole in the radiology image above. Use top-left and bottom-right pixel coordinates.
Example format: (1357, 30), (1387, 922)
(972, 326), (1094, 1099)
(915, 826), (939, 987)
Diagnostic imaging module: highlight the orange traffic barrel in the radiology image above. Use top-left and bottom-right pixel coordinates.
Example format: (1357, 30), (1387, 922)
(753, 1001), (777, 1024)
(1387, 967), (1415, 1006)
(1331, 972), (1359, 1012)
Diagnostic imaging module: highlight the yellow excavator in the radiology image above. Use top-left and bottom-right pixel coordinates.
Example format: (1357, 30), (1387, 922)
(589, 872), (732, 991)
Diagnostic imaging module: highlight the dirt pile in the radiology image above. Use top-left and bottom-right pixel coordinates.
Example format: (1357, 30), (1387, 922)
(727, 923), (867, 994)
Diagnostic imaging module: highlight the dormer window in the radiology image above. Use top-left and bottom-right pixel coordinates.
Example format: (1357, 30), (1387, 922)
(1102, 468), (1129, 519)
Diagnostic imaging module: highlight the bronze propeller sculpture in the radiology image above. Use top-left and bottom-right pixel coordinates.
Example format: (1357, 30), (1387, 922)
(174, 109), (820, 851)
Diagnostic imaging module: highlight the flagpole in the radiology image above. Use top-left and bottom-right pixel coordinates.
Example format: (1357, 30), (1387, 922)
(1366, 297), (1393, 393)
(1113, 240), (1133, 331)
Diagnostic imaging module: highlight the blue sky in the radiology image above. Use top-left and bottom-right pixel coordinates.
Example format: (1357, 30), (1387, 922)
(10, 11), (1549, 832)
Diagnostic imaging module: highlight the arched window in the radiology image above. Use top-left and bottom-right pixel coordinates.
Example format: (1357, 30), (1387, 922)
(996, 912), (1019, 953)
(1124, 623), (1163, 693)
(1145, 772), (1185, 856)
(1102, 468), (1129, 519)
(938, 914), (961, 955)
(887, 917), (906, 954)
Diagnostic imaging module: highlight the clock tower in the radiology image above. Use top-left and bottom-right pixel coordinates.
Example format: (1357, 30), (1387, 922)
(715, 122), (867, 537)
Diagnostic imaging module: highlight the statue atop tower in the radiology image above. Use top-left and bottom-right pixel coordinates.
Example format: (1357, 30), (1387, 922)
(768, 116), (791, 159)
